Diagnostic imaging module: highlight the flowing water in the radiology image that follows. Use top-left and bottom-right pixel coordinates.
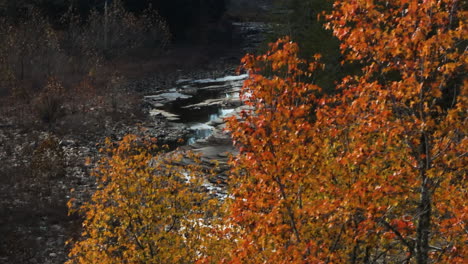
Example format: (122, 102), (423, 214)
(145, 74), (247, 144)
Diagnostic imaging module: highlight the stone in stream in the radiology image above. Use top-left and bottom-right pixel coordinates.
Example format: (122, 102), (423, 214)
(176, 74), (248, 86)
(144, 91), (192, 107)
(181, 97), (241, 109)
(149, 109), (181, 121)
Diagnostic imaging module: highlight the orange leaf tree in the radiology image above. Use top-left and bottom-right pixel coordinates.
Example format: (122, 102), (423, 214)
(224, 38), (324, 263)
(223, 0), (466, 263)
(66, 135), (220, 264)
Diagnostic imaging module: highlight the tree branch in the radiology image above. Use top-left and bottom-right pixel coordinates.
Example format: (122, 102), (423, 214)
(381, 219), (414, 255)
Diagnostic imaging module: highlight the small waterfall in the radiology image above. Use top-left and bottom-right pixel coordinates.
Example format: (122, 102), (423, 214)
(186, 108), (235, 144)
(187, 123), (215, 144)
(209, 113), (219, 122)
(219, 108), (234, 117)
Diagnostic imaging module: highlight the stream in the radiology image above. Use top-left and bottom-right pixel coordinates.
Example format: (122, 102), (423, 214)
(142, 20), (270, 195)
(143, 73), (249, 197)
(145, 73), (248, 145)
(144, 17), (270, 145)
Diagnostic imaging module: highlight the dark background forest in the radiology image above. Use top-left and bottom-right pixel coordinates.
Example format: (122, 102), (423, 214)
(0, 0), (228, 40)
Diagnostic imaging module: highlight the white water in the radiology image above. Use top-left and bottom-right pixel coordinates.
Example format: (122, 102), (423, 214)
(191, 74), (248, 84)
(186, 108), (235, 144)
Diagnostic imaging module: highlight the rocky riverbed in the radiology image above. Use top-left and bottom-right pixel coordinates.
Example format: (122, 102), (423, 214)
(0, 66), (246, 264)
(143, 72), (250, 194)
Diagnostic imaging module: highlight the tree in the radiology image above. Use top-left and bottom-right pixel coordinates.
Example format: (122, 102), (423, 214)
(324, 0), (466, 262)
(222, 0), (467, 263)
(61, 0), (171, 61)
(66, 135), (220, 264)
(0, 7), (62, 83)
(222, 38), (326, 263)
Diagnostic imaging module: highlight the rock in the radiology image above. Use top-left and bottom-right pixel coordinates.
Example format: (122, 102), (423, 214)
(149, 109), (181, 121)
(208, 117), (225, 127)
(144, 92), (192, 106)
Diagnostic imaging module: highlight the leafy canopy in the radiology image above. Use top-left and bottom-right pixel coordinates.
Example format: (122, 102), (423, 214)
(221, 0), (467, 263)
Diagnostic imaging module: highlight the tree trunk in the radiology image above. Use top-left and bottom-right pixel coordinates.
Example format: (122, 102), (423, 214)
(104, 0), (108, 51)
(416, 133), (431, 264)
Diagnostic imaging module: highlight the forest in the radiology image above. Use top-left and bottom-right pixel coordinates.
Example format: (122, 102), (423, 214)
(0, 0), (466, 263)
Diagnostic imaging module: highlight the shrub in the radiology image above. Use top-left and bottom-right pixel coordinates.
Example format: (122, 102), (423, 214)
(31, 134), (65, 180)
(34, 77), (65, 124)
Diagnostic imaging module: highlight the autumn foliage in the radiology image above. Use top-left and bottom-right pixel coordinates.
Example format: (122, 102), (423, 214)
(67, 1), (466, 263)
(223, 0), (466, 263)
(66, 135), (220, 263)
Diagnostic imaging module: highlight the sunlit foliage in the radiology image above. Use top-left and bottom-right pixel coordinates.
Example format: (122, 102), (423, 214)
(66, 135), (220, 264)
(222, 0), (467, 263)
